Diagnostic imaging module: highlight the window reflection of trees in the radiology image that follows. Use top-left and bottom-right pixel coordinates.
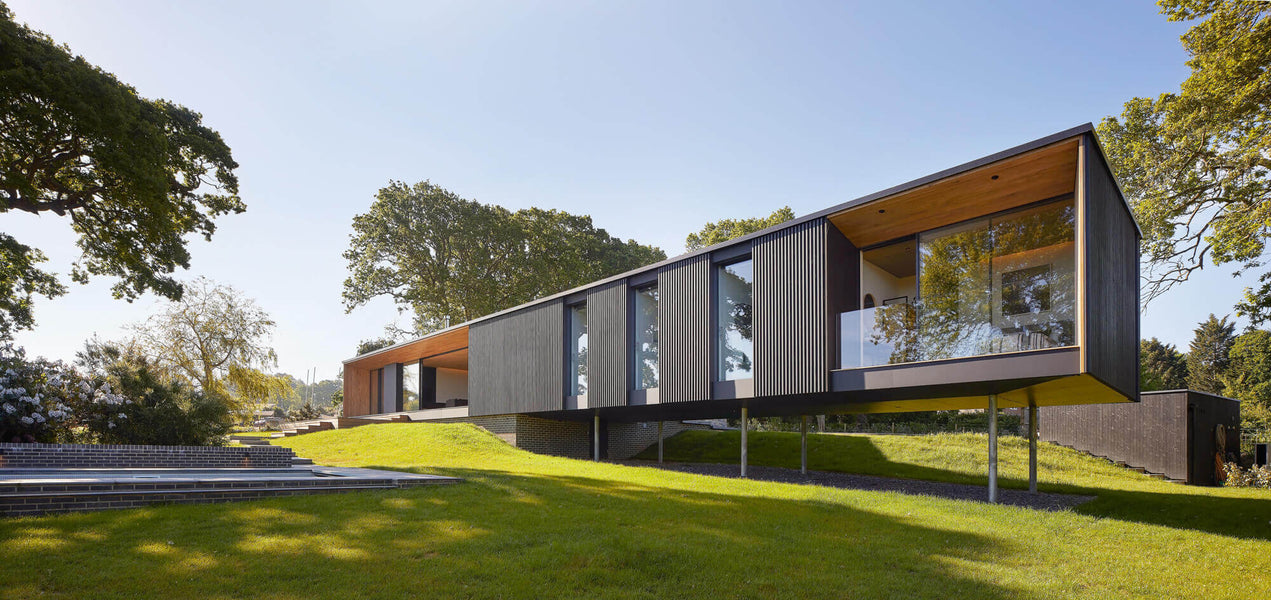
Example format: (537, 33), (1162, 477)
(633, 287), (659, 389)
(865, 198), (1075, 365)
(717, 261), (753, 380)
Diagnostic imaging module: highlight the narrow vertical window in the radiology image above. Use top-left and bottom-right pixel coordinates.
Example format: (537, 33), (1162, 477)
(632, 285), (659, 389)
(716, 258), (754, 381)
(401, 361), (420, 411)
(568, 303), (588, 396)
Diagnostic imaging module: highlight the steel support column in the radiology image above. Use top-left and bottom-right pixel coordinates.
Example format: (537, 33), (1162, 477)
(740, 405), (748, 478)
(1029, 403), (1038, 495)
(593, 412), (600, 462)
(657, 421), (664, 464)
(800, 415), (808, 475)
(988, 394), (998, 504)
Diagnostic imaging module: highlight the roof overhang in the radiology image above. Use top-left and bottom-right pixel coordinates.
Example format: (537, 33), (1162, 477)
(344, 325), (469, 371)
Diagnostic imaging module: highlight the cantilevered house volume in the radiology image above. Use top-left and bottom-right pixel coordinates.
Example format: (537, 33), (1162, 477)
(340, 124), (1140, 498)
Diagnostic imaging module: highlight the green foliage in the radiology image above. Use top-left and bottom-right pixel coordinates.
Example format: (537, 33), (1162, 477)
(75, 340), (232, 446)
(343, 181), (665, 332)
(0, 342), (82, 442)
(1222, 462), (1271, 488)
(1140, 337), (1189, 391)
(1223, 328), (1271, 433)
(0, 4), (241, 318)
(355, 337), (397, 356)
(684, 206), (795, 251)
(1187, 314), (1236, 393)
(129, 278), (288, 416)
(0, 234), (65, 338)
(1097, 2), (1271, 314)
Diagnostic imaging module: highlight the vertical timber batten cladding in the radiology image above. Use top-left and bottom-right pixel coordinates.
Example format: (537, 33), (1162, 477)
(753, 218), (831, 396)
(469, 300), (564, 416)
(587, 280), (629, 408)
(658, 255), (712, 403)
(1082, 134), (1140, 400)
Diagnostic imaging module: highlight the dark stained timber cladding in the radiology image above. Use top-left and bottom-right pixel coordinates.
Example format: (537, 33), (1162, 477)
(587, 280), (628, 408)
(468, 300), (564, 416)
(754, 219), (830, 396)
(658, 255), (711, 403)
(1084, 135), (1140, 399)
(1040, 393), (1187, 481)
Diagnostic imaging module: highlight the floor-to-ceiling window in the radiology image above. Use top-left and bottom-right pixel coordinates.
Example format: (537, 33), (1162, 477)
(632, 284), (659, 390)
(841, 196), (1076, 368)
(568, 302), (588, 397)
(401, 361), (420, 411)
(716, 258), (754, 381)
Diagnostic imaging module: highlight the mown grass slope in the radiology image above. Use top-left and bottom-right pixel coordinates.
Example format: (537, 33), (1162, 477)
(0, 423), (1266, 600)
(636, 429), (1271, 540)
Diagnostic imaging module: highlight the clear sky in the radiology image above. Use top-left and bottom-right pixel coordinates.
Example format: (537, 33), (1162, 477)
(3, 0), (1245, 380)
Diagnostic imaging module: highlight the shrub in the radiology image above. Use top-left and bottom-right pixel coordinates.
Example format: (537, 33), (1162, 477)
(1222, 462), (1271, 488)
(0, 342), (118, 443)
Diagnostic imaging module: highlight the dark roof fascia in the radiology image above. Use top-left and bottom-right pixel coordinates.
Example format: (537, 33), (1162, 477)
(1079, 129), (1144, 238)
(347, 123), (1115, 364)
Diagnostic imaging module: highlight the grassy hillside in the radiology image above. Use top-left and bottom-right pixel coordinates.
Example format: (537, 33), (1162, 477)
(636, 430), (1271, 539)
(0, 423), (1265, 599)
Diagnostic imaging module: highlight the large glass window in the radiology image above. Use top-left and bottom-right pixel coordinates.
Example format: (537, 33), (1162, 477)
(401, 361), (419, 411)
(716, 259), (754, 381)
(840, 197), (1076, 368)
(632, 285), (659, 389)
(568, 303), (588, 396)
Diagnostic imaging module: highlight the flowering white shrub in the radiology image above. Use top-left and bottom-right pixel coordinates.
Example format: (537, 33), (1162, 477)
(1222, 462), (1271, 489)
(0, 343), (125, 443)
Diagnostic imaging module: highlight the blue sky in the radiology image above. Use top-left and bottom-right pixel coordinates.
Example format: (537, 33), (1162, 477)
(4, 0), (1243, 379)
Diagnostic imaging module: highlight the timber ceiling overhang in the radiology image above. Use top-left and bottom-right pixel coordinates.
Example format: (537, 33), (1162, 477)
(344, 326), (469, 371)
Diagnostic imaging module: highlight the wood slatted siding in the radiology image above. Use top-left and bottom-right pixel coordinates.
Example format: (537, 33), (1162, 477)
(658, 256), (712, 403)
(587, 280), (628, 408)
(753, 219), (831, 396)
(468, 300), (564, 416)
(1083, 135), (1140, 400)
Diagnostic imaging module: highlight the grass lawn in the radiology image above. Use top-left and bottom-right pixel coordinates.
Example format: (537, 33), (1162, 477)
(636, 430), (1271, 541)
(0, 424), (1266, 599)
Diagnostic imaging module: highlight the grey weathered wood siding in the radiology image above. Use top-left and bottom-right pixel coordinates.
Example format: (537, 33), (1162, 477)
(658, 255), (712, 403)
(1083, 135), (1140, 400)
(587, 280), (628, 408)
(468, 300), (564, 416)
(753, 218), (831, 396)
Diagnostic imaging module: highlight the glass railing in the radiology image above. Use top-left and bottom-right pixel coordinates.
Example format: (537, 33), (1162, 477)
(838, 303), (1074, 370)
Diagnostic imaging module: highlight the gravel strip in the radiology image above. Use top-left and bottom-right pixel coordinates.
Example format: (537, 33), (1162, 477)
(619, 460), (1094, 511)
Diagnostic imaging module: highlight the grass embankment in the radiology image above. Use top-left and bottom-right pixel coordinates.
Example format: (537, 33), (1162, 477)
(636, 430), (1271, 540)
(0, 424), (1265, 599)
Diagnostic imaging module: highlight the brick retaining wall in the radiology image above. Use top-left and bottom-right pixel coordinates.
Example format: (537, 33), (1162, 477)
(0, 443), (295, 469)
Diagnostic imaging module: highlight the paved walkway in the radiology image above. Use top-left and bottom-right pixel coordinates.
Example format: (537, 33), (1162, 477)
(620, 460), (1094, 511)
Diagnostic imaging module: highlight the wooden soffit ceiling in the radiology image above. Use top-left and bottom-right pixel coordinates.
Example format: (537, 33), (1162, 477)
(346, 326), (469, 371)
(829, 137), (1079, 248)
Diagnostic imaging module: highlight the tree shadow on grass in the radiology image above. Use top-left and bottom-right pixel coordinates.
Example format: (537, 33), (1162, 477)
(638, 430), (1271, 541)
(0, 468), (1023, 600)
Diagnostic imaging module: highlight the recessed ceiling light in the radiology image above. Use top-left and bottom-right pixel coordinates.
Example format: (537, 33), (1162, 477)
(878, 209), (886, 214)
(991, 175), (1000, 180)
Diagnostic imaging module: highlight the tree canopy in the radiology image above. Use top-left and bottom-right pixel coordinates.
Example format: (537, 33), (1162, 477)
(1097, 1), (1271, 315)
(0, 3), (241, 335)
(1224, 328), (1271, 432)
(1140, 337), (1189, 392)
(684, 206), (795, 251)
(129, 278), (287, 415)
(1187, 313), (1237, 394)
(343, 181), (665, 333)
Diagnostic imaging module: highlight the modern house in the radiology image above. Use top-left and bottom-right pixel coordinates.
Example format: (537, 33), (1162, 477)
(342, 123), (1141, 499)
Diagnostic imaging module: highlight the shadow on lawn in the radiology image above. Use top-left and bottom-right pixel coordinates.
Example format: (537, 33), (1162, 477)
(0, 468), (1023, 600)
(637, 431), (1271, 541)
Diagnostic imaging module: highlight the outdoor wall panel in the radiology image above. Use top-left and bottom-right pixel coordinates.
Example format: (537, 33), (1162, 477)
(754, 218), (831, 396)
(468, 300), (565, 416)
(658, 256), (712, 403)
(1083, 135), (1140, 400)
(826, 224), (860, 369)
(587, 280), (629, 408)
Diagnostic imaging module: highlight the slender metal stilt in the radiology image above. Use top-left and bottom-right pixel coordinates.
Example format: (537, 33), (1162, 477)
(657, 421), (664, 464)
(740, 405), (748, 478)
(988, 394), (998, 504)
(800, 415), (808, 475)
(593, 412), (600, 462)
(1029, 403), (1038, 495)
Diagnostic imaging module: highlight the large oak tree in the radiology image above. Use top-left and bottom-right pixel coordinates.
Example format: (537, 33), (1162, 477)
(0, 3), (241, 336)
(343, 181), (665, 333)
